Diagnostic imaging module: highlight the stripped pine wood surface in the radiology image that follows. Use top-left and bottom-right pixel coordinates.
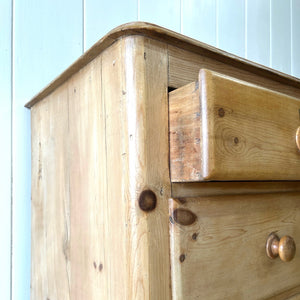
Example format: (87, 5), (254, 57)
(31, 84), (70, 300)
(168, 44), (300, 99)
(171, 181), (300, 198)
(170, 69), (300, 182)
(30, 35), (171, 299)
(29, 23), (300, 300)
(169, 193), (300, 300)
(68, 55), (107, 299)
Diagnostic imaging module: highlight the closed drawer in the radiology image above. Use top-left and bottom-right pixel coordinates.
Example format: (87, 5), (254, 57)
(169, 192), (300, 299)
(169, 69), (300, 181)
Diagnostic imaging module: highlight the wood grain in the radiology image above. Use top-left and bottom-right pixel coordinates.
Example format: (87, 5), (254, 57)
(113, 36), (171, 299)
(25, 22), (300, 108)
(169, 82), (201, 181)
(170, 69), (300, 181)
(169, 193), (300, 299)
(168, 44), (300, 99)
(31, 84), (70, 300)
(287, 293), (300, 300)
(68, 55), (107, 299)
(100, 36), (171, 299)
(268, 285), (300, 300)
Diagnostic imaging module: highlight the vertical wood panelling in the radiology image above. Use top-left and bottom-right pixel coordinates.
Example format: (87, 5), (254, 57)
(101, 40), (128, 299)
(291, 0), (300, 78)
(217, 0), (245, 57)
(84, 0), (138, 50)
(7, 0), (300, 298)
(13, 1), (83, 299)
(0, 0), (12, 299)
(182, 0), (216, 46)
(139, 0), (181, 33)
(102, 36), (171, 299)
(246, 0), (270, 66)
(271, 0), (291, 74)
(69, 56), (107, 299)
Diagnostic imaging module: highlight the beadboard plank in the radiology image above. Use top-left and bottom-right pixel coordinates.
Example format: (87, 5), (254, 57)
(0, 0), (11, 299)
(271, 0), (291, 74)
(217, 0), (245, 57)
(84, 0), (137, 50)
(292, 0), (300, 78)
(13, 1), (82, 299)
(246, 0), (270, 66)
(139, 0), (180, 32)
(182, 0), (216, 46)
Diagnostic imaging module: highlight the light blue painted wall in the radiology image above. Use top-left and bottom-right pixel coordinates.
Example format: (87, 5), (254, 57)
(0, 0), (12, 299)
(217, 0), (246, 57)
(140, 0), (181, 32)
(12, 1), (83, 299)
(182, 0), (216, 46)
(3, 0), (300, 299)
(85, 0), (137, 50)
(271, 0), (291, 74)
(292, 0), (300, 78)
(246, 0), (270, 66)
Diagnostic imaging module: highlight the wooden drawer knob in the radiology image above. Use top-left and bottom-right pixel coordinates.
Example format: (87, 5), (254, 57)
(266, 233), (296, 262)
(296, 127), (300, 151)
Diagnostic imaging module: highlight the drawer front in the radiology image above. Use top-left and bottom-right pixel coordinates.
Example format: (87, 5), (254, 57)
(169, 69), (300, 181)
(169, 192), (300, 299)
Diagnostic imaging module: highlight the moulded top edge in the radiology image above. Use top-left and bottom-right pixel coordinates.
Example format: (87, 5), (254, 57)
(25, 21), (300, 108)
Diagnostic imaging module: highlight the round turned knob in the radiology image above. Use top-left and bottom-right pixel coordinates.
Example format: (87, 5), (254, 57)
(296, 127), (300, 151)
(266, 232), (296, 262)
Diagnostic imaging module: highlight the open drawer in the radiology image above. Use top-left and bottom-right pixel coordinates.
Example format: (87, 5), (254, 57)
(169, 69), (300, 182)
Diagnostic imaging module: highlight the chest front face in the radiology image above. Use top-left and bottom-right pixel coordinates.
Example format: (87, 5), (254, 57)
(167, 36), (300, 300)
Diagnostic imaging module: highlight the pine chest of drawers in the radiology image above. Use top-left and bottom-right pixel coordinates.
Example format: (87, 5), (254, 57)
(27, 22), (300, 300)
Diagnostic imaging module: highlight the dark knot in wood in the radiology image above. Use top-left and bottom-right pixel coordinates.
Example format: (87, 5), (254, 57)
(172, 208), (197, 226)
(138, 190), (157, 212)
